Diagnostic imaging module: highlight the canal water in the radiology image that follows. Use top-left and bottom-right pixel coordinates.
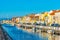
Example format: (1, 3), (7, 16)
(2, 24), (60, 40)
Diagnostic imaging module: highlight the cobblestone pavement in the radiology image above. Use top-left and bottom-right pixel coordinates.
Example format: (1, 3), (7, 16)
(0, 24), (12, 40)
(0, 26), (5, 40)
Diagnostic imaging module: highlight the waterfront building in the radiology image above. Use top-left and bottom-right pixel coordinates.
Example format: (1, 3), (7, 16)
(24, 16), (31, 23)
(21, 16), (30, 23)
(29, 14), (36, 24)
(12, 17), (22, 23)
(12, 17), (16, 23)
(21, 16), (25, 23)
(2, 20), (10, 24)
(54, 11), (60, 24)
(15, 17), (20, 23)
(40, 12), (52, 26)
(49, 10), (60, 26)
(11, 10), (60, 27)
(50, 10), (60, 24)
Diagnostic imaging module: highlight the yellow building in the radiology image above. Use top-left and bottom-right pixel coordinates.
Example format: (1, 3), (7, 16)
(41, 12), (52, 25)
(12, 10), (60, 26)
(21, 16), (26, 23)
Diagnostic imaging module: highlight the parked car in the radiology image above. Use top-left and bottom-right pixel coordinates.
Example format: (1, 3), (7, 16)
(51, 23), (60, 27)
(33, 22), (46, 26)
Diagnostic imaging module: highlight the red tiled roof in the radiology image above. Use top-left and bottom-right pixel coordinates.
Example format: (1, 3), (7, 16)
(50, 10), (60, 15)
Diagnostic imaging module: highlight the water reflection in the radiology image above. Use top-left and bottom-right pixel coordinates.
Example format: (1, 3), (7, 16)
(20, 26), (60, 40)
(38, 32), (60, 40)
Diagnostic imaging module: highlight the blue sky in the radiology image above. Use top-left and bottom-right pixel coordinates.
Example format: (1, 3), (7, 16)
(0, 0), (60, 18)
